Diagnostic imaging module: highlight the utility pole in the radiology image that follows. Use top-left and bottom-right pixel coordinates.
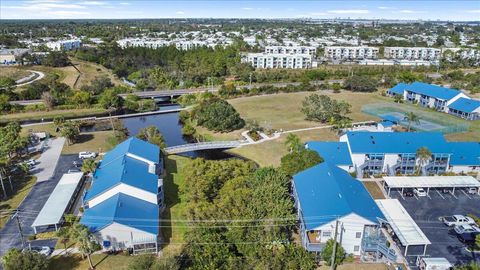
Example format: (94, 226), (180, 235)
(12, 210), (26, 249)
(108, 106), (116, 135)
(0, 173), (7, 199)
(330, 218), (339, 270)
(249, 72), (252, 89)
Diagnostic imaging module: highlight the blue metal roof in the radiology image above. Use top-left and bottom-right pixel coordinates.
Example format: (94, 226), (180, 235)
(81, 193), (159, 235)
(346, 131), (451, 154)
(293, 162), (384, 230)
(406, 82), (461, 101)
(388, 83), (408, 95)
(84, 155), (158, 201)
(448, 97), (480, 113)
(448, 142), (480, 166)
(102, 137), (160, 165)
(306, 142), (353, 166)
(379, 120), (395, 128)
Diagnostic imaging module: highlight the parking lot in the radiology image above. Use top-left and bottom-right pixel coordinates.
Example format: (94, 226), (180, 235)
(0, 154), (81, 256)
(390, 188), (480, 266)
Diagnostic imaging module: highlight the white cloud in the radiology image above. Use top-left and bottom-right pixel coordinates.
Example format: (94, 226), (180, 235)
(378, 6), (391, 10)
(119, 2), (130, 5)
(81, 1), (107, 5)
(466, 10), (480, 13)
(310, 12), (327, 16)
(37, 3), (86, 9)
(47, 10), (90, 16)
(398, 9), (425, 14)
(327, 9), (370, 14)
(176, 11), (185, 15)
(242, 7), (253, 10)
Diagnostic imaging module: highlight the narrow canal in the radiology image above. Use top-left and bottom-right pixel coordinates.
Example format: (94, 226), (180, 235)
(121, 104), (237, 160)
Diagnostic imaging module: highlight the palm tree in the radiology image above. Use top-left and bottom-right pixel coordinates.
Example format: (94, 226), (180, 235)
(284, 133), (303, 153)
(56, 227), (70, 255)
(416, 147), (432, 174)
(404, 112), (420, 132)
(81, 159), (97, 174)
(70, 223), (101, 270)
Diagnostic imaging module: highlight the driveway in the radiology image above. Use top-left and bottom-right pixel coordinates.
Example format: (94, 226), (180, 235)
(0, 153), (80, 256)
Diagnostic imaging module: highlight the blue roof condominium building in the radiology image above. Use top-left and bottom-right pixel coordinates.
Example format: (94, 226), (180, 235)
(338, 132), (480, 177)
(386, 82), (480, 120)
(80, 137), (163, 253)
(292, 162), (396, 261)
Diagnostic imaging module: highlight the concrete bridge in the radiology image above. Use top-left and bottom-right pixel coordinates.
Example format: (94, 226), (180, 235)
(164, 141), (243, 154)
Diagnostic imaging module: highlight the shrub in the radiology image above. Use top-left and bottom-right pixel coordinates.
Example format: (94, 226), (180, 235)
(193, 97), (245, 132)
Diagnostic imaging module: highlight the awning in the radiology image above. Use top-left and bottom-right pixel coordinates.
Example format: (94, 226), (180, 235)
(383, 176), (480, 189)
(32, 172), (84, 229)
(376, 199), (431, 246)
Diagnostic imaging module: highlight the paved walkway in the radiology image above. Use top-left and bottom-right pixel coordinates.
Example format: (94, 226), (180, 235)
(15, 70), (45, 87)
(33, 138), (65, 182)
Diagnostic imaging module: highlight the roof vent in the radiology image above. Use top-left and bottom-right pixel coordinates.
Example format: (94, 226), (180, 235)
(372, 141), (375, 144)
(327, 172), (331, 176)
(338, 193), (342, 198)
(119, 202), (123, 207)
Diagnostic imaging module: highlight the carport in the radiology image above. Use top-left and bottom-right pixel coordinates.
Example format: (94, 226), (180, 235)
(382, 176), (480, 197)
(32, 172), (84, 233)
(376, 199), (431, 256)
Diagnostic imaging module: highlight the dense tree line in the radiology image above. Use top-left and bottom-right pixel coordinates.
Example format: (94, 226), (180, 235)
(179, 158), (315, 269)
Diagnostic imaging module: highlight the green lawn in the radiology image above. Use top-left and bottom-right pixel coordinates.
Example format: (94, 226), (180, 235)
(0, 67), (31, 81)
(229, 128), (338, 167)
(48, 253), (132, 270)
(0, 175), (37, 229)
(161, 155), (191, 257)
(1, 107), (108, 123)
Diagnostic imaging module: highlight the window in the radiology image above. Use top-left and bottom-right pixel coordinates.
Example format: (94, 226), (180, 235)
(322, 231), (332, 237)
(356, 232), (362, 238)
(354, 245), (360, 252)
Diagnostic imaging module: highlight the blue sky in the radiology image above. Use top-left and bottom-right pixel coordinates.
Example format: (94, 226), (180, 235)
(1, 0), (479, 20)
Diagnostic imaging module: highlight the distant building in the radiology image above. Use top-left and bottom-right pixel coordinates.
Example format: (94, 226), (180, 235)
(384, 47), (441, 61)
(81, 137), (164, 253)
(386, 82), (479, 120)
(0, 48), (31, 65)
(242, 53), (313, 69)
(324, 46), (379, 60)
(264, 46), (317, 56)
(46, 39), (81, 51)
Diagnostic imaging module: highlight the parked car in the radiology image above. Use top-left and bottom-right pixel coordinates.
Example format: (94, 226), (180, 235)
(414, 188), (427, 197)
(443, 215), (477, 227)
(73, 160), (83, 168)
(403, 189), (414, 197)
(68, 169), (81, 173)
(23, 246), (52, 256)
(467, 188), (477, 195)
(78, 151), (97, 159)
(458, 232), (480, 243)
(454, 224), (480, 235)
(25, 159), (36, 167)
(441, 188), (450, 194)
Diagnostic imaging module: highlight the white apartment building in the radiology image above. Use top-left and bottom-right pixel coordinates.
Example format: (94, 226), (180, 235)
(46, 39), (81, 51)
(324, 46), (379, 60)
(264, 46), (317, 56)
(242, 53), (313, 69)
(384, 47), (441, 61)
(442, 48), (480, 60)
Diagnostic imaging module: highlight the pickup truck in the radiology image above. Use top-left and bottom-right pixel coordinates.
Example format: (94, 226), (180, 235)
(454, 224), (480, 235)
(443, 215), (476, 227)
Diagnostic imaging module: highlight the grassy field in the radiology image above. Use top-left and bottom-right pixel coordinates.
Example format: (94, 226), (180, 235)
(15, 57), (123, 91)
(228, 91), (384, 132)
(48, 253), (131, 270)
(161, 155), (191, 257)
(21, 123), (115, 155)
(0, 176), (37, 229)
(0, 67), (31, 81)
(1, 107), (107, 123)
(229, 128), (338, 167)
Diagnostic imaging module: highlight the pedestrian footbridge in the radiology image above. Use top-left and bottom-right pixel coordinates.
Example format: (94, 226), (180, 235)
(164, 141), (243, 154)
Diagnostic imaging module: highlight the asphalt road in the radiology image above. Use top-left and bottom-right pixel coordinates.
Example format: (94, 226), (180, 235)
(0, 154), (79, 256)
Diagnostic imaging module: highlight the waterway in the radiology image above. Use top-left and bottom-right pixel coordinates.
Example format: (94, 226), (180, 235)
(121, 104), (236, 160)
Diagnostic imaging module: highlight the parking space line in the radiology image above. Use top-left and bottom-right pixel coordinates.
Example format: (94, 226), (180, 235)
(414, 194), (419, 200)
(436, 189), (445, 199)
(398, 190), (405, 200)
(450, 191), (457, 199)
(461, 190), (472, 199)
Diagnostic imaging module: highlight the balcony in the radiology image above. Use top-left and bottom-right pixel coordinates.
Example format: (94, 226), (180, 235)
(303, 230), (326, 252)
